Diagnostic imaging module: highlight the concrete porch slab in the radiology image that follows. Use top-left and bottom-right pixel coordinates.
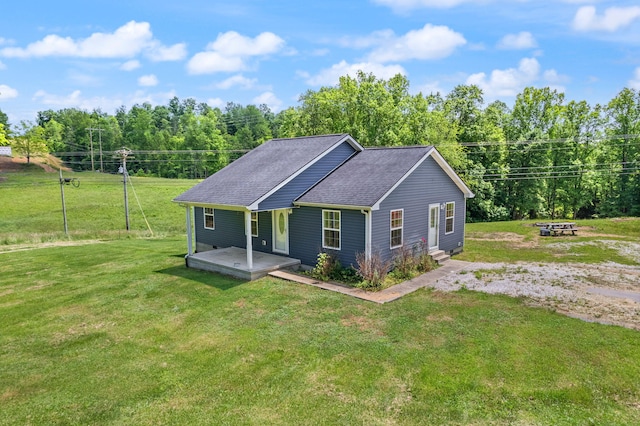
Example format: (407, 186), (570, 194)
(187, 247), (301, 281)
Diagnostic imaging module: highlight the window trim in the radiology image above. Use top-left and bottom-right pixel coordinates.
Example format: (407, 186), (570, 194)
(322, 209), (341, 250)
(250, 211), (258, 237)
(203, 207), (215, 230)
(445, 202), (455, 234)
(390, 208), (404, 249)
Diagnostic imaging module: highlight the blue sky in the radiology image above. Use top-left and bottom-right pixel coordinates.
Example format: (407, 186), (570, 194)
(1, 0), (640, 125)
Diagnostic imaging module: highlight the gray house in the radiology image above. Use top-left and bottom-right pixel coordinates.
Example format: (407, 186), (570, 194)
(173, 134), (474, 279)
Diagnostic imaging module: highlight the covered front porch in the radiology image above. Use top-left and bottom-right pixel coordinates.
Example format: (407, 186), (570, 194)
(186, 247), (301, 281)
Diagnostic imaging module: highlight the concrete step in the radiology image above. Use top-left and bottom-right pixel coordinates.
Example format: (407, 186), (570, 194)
(429, 249), (450, 265)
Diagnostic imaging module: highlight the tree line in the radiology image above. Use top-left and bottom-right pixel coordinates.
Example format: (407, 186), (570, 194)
(2, 71), (639, 221)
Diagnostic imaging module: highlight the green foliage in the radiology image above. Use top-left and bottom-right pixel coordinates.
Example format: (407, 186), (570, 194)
(9, 121), (49, 163)
(5, 77), (640, 222)
(0, 122), (7, 146)
(309, 251), (359, 283)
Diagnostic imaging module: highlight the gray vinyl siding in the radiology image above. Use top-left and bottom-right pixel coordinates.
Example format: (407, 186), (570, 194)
(194, 208), (245, 250)
(289, 206), (365, 268)
(258, 142), (357, 210)
(194, 209), (274, 253)
(373, 156), (466, 261)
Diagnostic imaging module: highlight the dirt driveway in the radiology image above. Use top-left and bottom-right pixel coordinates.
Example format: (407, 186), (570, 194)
(430, 245), (640, 330)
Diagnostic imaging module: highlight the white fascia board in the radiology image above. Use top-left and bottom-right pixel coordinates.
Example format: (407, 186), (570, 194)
(248, 134), (364, 210)
(172, 200), (249, 212)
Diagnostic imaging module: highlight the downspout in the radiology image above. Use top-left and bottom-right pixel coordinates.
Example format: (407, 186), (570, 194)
(361, 209), (372, 261)
(245, 210), (253, 269)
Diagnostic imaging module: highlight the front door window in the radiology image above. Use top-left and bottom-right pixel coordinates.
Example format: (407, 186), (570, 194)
(273, 209), (288, 254)
(428, 204), (439, 250)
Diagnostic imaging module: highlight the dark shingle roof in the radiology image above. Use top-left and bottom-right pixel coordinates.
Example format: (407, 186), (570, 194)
(296, 146), (434, 208)
(173, 134), (354, 207)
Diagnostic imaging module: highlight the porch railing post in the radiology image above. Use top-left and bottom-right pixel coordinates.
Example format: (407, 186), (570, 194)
(186, 205), (193, 256)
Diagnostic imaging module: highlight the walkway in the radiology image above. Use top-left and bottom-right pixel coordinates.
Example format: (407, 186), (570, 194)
(268, 259), (470, 304)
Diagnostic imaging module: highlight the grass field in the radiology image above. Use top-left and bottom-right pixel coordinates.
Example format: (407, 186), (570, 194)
(1, 167), (640, 425)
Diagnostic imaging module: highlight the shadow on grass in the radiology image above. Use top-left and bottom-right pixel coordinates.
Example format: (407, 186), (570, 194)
(156, 264), (247, 291)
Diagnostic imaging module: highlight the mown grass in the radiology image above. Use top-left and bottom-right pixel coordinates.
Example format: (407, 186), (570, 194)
(460, 218), (640, 265)
(2, 168), (640, 424)
(0, 168), (193, 245)
(1, 237), (640, 425)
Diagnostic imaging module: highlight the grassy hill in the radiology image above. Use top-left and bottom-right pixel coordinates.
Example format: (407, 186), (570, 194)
(0, 164), (194, 245)
(1, 169), (640, 425)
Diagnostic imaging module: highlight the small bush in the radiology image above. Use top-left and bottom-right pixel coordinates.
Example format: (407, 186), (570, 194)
(355, 251), (391, 291)
(392, 245), (417, 280)
(310, 252), (339, 281)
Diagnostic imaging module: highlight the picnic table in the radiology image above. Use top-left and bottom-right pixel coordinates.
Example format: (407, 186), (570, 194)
(538, 222), (578, 236)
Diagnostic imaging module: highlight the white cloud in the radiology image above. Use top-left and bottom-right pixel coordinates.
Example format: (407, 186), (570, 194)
(629, 67), (640, 90)
(187, 31), (285, 75)
(120, 60), (141, 71)
(215, 74), (257, 90)
(367, 24), (466, 62)
(573, 6), (640, 32)
(415, 81), (446, 96)
(138, 74), (158, 87)
(0, 21), (185, 61)
(146, 42), (187, 61)
(0, 84), (18, 100)
(207, 97), (225, 108)
(0, 60), (6, 70)
(497, 31), (537, 50)
(252, 91), (282, 112)
(32, 89), (178, 112)
(373, 0), (481, 12)
(338, 29), (396, 49)
(305, 60), (406, 86)
(466, 57), (541, 98)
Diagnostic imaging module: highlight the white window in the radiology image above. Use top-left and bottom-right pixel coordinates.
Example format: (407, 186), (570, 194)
(445, 202), (455, 234)
(322, 210), (341, 250)
(390, 209), (403, 248)
(204, 207), (215, 230)
(251, 212), (258, 237)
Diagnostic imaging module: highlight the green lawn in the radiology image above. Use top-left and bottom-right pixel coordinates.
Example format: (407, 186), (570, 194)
(459, 218), (640, 265)
(2, 168), (640, 424)
(0, 167), (193, 244)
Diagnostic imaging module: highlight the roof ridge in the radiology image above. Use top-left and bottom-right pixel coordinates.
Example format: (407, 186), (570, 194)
(364, 145), (433, 150)
(268, 133), (348, 142)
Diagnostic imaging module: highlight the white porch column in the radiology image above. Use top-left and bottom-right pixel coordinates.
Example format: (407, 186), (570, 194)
(185, 205), (193, 256)
(245, 210), (253, 269)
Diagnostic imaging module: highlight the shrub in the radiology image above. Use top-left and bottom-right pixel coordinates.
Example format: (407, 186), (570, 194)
(310, 252), (338, 281)
(392, 245), (416, 280)
(355, 251), (391, 291)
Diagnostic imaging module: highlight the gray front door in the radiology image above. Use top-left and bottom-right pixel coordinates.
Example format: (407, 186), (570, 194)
(428, 204), (439, 251)
(272, 209), (289, 254)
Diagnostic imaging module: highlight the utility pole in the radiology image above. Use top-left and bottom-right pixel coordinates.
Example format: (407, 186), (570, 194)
(115, 147), (133, 231)
(58, 170), (79, 235)
(87, 127), (104, 172)
(59, 169), (68, 235)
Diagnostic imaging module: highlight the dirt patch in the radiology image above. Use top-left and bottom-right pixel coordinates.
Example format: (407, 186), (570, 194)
(431, 257), (640, 330)
(0, 240), (104, 254)
(467, 232), (538, 249)
(0, 155), (67, 173)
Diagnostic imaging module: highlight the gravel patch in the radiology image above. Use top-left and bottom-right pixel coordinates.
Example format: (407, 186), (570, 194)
(428, 257), (640, 330)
